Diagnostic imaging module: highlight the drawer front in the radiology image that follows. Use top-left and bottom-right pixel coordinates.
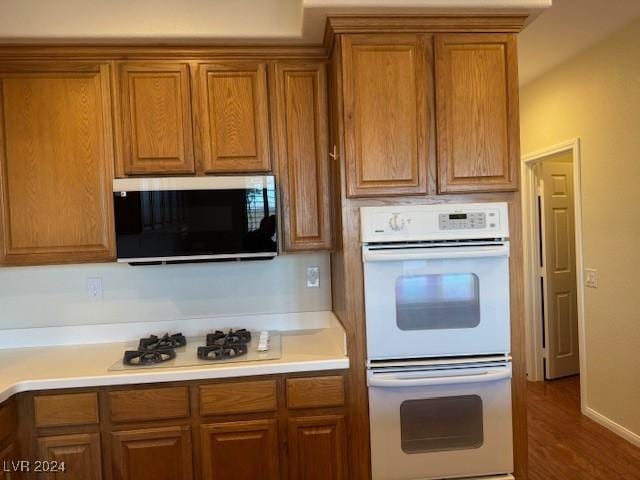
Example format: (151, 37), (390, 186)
(286, 376), (345, 409)
(200, 380), (277, 416)
(34, 393), (99, 427)
(109, 386), (190, 423)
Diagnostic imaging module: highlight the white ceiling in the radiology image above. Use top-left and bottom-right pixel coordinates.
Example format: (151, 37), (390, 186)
(518, 0), (640, 85)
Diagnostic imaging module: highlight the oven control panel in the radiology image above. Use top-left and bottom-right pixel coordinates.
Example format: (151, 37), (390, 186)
(438, 212), (489, 230)
(360, 202), (509, 243)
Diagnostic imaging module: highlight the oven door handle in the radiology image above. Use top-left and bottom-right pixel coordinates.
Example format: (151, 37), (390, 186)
(367, 368), (512, 388)
(362, 244), (510, 262)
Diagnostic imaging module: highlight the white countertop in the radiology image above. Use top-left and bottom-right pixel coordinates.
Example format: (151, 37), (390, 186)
(0, 314), (348, 403)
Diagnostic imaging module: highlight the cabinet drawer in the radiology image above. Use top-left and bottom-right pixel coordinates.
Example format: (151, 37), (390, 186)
(109, 386), (190, 423)
(34, 393), (99, 427)
(200, 380), (277, 416)
(286, 376), (345, 409)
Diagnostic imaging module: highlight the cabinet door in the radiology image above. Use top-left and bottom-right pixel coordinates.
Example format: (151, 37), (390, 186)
(196, 63), (271, 173)
(37, 433), (102, 480)
(288, 415), (347, 480)
(0, 444), (14, 480)
(118, 63), (195, 175)
(200, 419), (279, 480)
(111, 426), (193, 480)
(0, 63), (115, 265)
(273, 63), (331, 251)
(341, 34), (431, 197)
(435, 34), (519, 193)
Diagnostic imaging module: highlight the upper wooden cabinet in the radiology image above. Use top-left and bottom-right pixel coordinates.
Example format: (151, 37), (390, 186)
(117, 63), (195, 175)
(196, 63), (271, 173)
(0, 63), (115, 266)
(341, 34), (432, 197)
(273, 62), (332, 251)
(435, 34), (519, 193)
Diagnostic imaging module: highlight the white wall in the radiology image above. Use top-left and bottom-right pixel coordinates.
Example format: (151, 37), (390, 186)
(0, 253), (331, 330)
(0, 0), (548, 43)
(520, 17), (640, 442)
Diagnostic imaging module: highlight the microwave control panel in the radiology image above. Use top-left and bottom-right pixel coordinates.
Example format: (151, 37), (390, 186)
(438, 212), (491, 230)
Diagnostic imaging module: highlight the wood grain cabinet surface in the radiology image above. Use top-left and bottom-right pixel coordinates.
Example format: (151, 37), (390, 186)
(435, 34), (519, 193)
(287, 415), (347, 480)
(341, 34), (432, 197)
(272, 62), (332, 251)
(117, 62), (195, 175)
(196, 62), (271, 173)
(111, 426), (193, 480)
(34, 393), (99, 428)
(0, 444), (14, 480)
(200, 419), (279, 480)
(0, 63), (116, 266)
(37, 433), (102, 480)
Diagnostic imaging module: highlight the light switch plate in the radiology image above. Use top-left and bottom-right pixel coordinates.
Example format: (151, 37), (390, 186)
(306, 267), (320, 288)
(87, 277), (103, 299)
(585, 269), (598, 288)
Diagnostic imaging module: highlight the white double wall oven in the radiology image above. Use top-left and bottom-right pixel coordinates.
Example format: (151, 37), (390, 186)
(361, 203), (514, 480)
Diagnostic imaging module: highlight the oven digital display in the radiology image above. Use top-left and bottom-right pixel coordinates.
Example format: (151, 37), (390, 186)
(449, 214), (467, 220)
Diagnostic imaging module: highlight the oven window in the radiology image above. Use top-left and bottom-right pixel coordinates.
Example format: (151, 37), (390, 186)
(395, 273), (480, 330)
(400, 395), (484, 454)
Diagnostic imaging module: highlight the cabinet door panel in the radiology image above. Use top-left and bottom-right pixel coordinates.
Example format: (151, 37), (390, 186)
(274, 63), (331, 251)
(119, 63), (194, 174)
(342, 34), (431, 197)
(111, 426), (192, 480)
(435, 34), (519, 193)
(200, 419), (278, 480)
(37, 433), (102, 480)
(288, 415), (347, 480)
(196, 63), (270, 173)
(0, 444), (14, 480)
(0, 63), (115, 265)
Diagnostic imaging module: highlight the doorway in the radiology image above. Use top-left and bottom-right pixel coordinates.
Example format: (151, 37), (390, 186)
(522, 139), (587, 403)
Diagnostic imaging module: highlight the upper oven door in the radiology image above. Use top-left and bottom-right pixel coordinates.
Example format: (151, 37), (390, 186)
(363, 242), (510, 360)
(113, 176), (277, 262)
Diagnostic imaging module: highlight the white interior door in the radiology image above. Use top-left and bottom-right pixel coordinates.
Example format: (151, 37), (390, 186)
(540, 153), (580, 379)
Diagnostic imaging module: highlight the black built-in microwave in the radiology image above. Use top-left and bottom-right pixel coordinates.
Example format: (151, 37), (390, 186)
(113, 176), (277, 264)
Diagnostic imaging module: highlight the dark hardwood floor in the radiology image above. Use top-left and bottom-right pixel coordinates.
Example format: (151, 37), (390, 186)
(528, 376), (640, 479)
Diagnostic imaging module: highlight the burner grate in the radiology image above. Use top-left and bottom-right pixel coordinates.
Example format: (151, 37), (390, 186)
(123, 348), (176, 365)
(139, 333), (186, 351)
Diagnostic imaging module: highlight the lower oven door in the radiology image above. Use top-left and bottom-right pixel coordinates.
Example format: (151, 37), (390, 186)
(368, 363), (513, 480)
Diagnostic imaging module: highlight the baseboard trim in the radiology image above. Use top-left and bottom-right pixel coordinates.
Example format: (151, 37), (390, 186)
(584, 406), (640, 447)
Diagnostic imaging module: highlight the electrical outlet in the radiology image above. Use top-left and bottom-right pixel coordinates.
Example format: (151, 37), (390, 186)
(87, 277), (103, 299)
(585, 269), (598, 288)
(306, 267), (320, 288)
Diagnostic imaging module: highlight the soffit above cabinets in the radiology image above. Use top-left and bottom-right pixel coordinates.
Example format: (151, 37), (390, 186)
(0, 0), (549, 44)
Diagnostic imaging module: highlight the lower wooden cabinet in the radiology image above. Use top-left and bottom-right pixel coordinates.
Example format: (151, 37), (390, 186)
(111, 426), (193, 480)
(288, 415), (347, 480)
(200, 419), (279, 480)
(37, 433), (102, 480)
(13, 374), (348, 480)
(0, 444), (14, 480)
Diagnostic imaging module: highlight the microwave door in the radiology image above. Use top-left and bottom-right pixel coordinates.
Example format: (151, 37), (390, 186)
(363, 243), (511, 360)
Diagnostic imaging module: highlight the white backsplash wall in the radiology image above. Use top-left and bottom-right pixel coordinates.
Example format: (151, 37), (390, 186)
(0, 253), (331, 330)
